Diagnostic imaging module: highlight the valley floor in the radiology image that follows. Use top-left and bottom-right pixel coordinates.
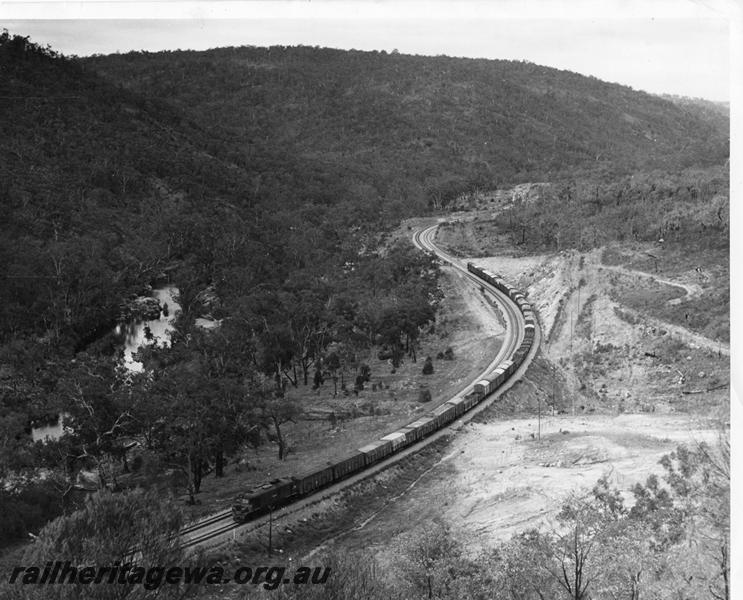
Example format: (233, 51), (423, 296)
(179, 254), (504, 521)
(301, 411), (721, 565)
(198, 208), (729, 599)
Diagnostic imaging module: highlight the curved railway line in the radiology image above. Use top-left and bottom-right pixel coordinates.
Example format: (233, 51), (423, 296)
(413, 224), (525, 371)
(177, 222), (541, 553)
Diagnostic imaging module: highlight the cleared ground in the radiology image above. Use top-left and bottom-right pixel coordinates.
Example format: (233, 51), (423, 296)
(193, 201), (728, 599)
(301, 412), (721, 564)
(201, 409), (722, 600)
(178, 260), (504, 520)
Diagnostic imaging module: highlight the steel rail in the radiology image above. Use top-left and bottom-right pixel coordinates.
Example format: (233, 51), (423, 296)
(177, 222), (534, 551)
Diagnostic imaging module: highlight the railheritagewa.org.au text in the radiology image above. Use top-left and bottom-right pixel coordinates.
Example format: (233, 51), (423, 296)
(7, 562), (330, 590)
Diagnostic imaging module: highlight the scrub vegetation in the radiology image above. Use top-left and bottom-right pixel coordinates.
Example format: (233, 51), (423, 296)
(0, 31), (728, 600)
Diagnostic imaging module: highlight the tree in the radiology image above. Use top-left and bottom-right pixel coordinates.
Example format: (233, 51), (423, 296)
(628, 473), (684, 549)
(396, 522), (465, 599)
(550, 502), (597, 600)
(640, 438), (730, 600)
(150, 372), (213, 504)
(8, 488), (188, 600)
(285, 286), (333, 386)
(136, 317), (260, 497)
(422, 356), (434, 375)
(497, 480), (647, 600)
(249, 374), (300, 461)
(324, 348), (342, 396)
(497, 530), (562, 600)
(323, 342), (358, 397)
(53, 354), (133, 491)
(497, 438), (730, 600)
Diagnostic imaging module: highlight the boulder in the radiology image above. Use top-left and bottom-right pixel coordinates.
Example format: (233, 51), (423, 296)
(119, 296), (161, 322)
(196, 284), (220, 310)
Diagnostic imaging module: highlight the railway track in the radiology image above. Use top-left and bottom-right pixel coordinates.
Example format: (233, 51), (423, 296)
(177, 221), (535, 552)
(412, 223), (525, 371)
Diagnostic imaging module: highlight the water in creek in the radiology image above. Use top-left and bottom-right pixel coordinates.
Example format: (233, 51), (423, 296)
(30, 286), (181, 441)
(117, 285), (181, 372)
(31, 414), (70, 443)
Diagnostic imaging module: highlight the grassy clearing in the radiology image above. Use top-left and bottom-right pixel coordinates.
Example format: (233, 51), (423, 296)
(602, 242), (729, 342)
(650, 289), (729, 342)
(178, 269), (502, 520)
(609, 276), (686, 306)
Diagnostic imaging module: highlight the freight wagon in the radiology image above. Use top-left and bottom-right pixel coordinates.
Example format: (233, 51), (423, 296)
(232, 261), (538, 523)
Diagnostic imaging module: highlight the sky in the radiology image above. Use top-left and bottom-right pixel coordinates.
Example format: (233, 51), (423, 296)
(1, 0), (739, 102)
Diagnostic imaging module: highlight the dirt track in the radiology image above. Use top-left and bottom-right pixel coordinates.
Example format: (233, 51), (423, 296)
(299, 411), (720, 566)
(294, 223), (728, 567)
(214, 215), (727, 590)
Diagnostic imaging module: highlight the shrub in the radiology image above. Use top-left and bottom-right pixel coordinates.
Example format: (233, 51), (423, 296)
(422, 356), (434, 375)
(0, 484), (62, 543)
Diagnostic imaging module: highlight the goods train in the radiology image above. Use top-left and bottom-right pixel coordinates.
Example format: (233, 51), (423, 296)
(231, 262), (537, 522)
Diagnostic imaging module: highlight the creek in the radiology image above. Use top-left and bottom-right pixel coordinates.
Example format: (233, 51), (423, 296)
(30, 285), (181, 441)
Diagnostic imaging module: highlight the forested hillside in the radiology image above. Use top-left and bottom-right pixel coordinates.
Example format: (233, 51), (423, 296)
(659, 94), (730, 136)
(0, 35), (406, 349)
(0, 32), (729, 551)
(85, 45), (728, 208)
(0, 34), (441, 542)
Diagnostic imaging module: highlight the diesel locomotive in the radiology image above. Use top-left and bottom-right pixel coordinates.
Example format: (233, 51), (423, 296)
(232, 262), (536, 522)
